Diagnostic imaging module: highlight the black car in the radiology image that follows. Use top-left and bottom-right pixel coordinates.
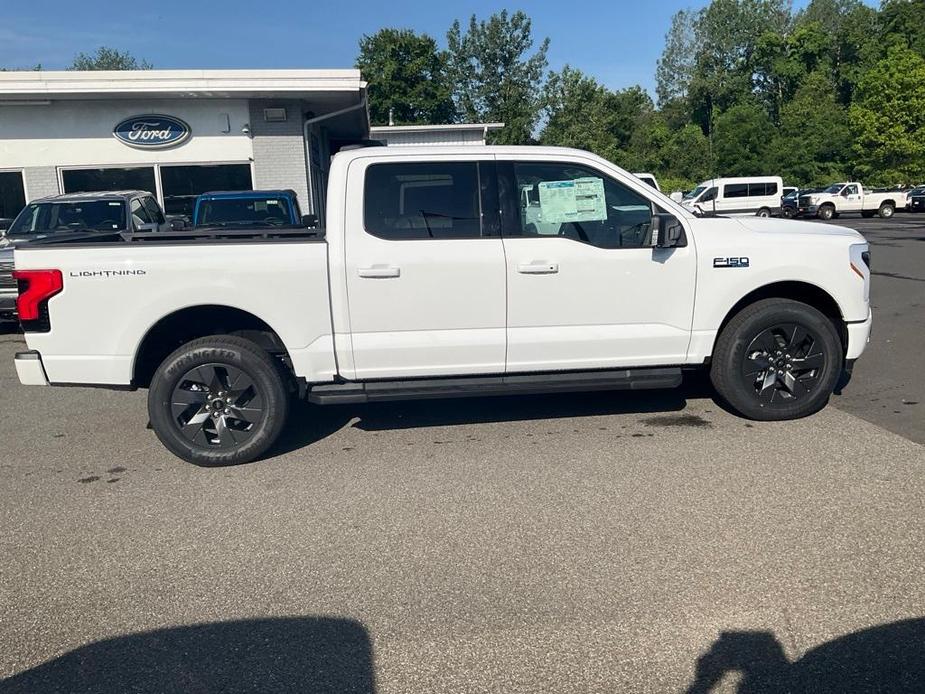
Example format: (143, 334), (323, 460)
(781, 188), (820, 219)
(908, 185), (925, 213)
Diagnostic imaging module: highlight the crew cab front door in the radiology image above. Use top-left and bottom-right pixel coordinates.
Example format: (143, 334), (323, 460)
(344, 156), (506, 379)
(498, 157), (696, 372)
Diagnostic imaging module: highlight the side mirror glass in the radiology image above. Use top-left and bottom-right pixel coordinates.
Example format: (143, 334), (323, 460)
(301, 214), (318, 228)
(653, 213), (686, 249)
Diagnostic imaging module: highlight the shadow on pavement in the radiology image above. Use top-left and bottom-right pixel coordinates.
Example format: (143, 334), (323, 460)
(0, 616), (376, 694)
(271, 374), (720, 457)
(686, 617), (925, 693)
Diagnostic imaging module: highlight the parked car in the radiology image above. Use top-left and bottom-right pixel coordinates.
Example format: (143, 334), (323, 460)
(632, 173), (661, 192)
(682, 177), (784, 217)
(798, 183), (903, 220)
(193, 190), (315, 229)
(781, 188), (801, 218)
(12, 145), (871, 465)
(1, 191), (170, 320)
(905, 185), (925, 212)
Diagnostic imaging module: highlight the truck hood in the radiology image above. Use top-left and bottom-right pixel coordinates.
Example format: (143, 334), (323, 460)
(733, 216), (864, 240)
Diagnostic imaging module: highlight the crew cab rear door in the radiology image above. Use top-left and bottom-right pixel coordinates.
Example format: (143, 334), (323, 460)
(497, 154), (696, 371)
(343, 154), (506, 379)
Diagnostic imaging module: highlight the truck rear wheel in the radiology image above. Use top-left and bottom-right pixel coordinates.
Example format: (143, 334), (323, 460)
(817, 204), (835, 220)
(878, 202), (895, 219)
(710, 299), (843, 421)
(148, 335), (289, 466)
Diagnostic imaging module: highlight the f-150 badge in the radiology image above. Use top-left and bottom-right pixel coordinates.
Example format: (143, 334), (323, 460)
(713, 257), (750, 268)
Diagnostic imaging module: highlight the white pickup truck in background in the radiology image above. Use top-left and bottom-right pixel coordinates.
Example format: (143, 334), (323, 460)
(799, 182), (902, 220)
(13, 145), (872, 465)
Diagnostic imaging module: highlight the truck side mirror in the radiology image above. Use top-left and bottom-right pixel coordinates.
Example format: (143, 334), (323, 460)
(301, 214), (318, 228)
(169, 218), (188, 231)
(653, 213), (686, 249)
(136, 222), (159, 232)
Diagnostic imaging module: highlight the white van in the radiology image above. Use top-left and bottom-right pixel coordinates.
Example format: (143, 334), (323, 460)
(682, 176), (784, 217)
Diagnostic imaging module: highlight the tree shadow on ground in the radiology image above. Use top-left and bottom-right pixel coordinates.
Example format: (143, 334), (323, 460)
(0, 616), (375, 694)
(686, 618), (925, 693)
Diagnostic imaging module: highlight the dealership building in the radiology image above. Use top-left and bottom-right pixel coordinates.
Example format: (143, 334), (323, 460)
(0, 69), (501, 222)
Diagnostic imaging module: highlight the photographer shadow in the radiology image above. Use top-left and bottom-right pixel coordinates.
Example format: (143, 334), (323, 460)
(686, 618), (925, 693)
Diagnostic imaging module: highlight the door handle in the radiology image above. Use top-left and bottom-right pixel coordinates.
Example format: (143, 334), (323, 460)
(517, 261), (559, 275)
(358, 265), (400, 279)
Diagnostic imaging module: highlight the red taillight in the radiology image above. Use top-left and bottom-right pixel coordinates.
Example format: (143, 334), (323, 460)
(12, 269), (63, 322)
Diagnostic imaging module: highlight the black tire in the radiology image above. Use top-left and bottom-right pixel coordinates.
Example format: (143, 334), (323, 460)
(148, 335), (289, 466)
(756, 207), (771, 218)
(817, 204), (835, 220)
(710, 299), (843, 421)
(781, 207), (795, 219)
(878, 202), (895, 219)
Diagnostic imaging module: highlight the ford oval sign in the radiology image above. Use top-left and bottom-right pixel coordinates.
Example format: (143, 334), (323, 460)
(113, 115), (190, 149)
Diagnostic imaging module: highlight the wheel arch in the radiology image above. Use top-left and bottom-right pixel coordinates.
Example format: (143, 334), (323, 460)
(132, 305), (293, 388)
(713, 281), (847, 357)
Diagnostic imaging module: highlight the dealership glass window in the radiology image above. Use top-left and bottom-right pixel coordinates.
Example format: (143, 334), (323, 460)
(0, 171), (27, 220)
(62, 167), (157, 196)
(160, 164), (253, 217)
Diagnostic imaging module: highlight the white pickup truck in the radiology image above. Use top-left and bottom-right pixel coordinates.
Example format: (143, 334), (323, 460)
(798, 182), (902, 220)
(13, 146), (873, 465)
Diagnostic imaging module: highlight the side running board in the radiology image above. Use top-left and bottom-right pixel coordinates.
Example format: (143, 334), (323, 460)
(307, 367), (682, 405)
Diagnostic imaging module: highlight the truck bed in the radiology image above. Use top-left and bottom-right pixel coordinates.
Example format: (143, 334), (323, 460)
(14, 234), (335, 386)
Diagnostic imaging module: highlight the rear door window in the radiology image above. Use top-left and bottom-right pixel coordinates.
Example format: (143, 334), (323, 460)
(724, 183), (748, 199)
(363, 162), (483, 240)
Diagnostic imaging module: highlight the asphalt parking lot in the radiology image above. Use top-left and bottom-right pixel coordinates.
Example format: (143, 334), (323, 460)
(1, 214), (923, 693)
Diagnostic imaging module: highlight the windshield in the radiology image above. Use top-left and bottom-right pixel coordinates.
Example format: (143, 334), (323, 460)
(823, 184), (844, 194)
(196, 197), (293, 228)
(684, 185), (708, 201)
(784, 190), (799, 200)
(910, 186), (925, 195)
(6, 200), (127, 236)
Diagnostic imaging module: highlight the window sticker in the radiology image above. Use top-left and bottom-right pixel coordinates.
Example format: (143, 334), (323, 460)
(537, 177), (606, 224)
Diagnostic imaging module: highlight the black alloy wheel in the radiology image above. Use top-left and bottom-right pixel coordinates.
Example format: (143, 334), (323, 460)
(171, 363), (265, 449)
(148, 335), (289, 465)
(741, 323), (825, 407)
(710, 298), (843, 421)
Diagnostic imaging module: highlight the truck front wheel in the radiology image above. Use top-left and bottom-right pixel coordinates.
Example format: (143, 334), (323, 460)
(817, 204), (835, 220)
(148, 335), (289, 466)
(878, 202), (895, 219)
(710, 299), (843, 421)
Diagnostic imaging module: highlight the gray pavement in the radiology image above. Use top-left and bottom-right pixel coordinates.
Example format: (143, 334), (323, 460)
(1, 213), (924, 693)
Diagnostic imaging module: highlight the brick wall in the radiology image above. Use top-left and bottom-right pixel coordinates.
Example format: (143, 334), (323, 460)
(23, 167), (60, 201)
(248, 100), (310, 211)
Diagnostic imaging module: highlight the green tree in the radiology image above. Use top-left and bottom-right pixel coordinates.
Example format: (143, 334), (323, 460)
(356, 28), (455, 126)
(656, 9), (702, 107)
(688, 0), (791, 123)
(712, 99), (774, 176)
(540, 67), (621, 160)
(446, 10), (549, 144)
(69, 47), (152, 70)
(849, 44), (925, 185)
(771, 71), (852, 185)
(541, 67), (652, 165)
(879, 0), (925, 58)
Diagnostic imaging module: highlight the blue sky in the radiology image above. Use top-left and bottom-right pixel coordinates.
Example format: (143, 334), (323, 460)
(0, 1), (867, 96)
